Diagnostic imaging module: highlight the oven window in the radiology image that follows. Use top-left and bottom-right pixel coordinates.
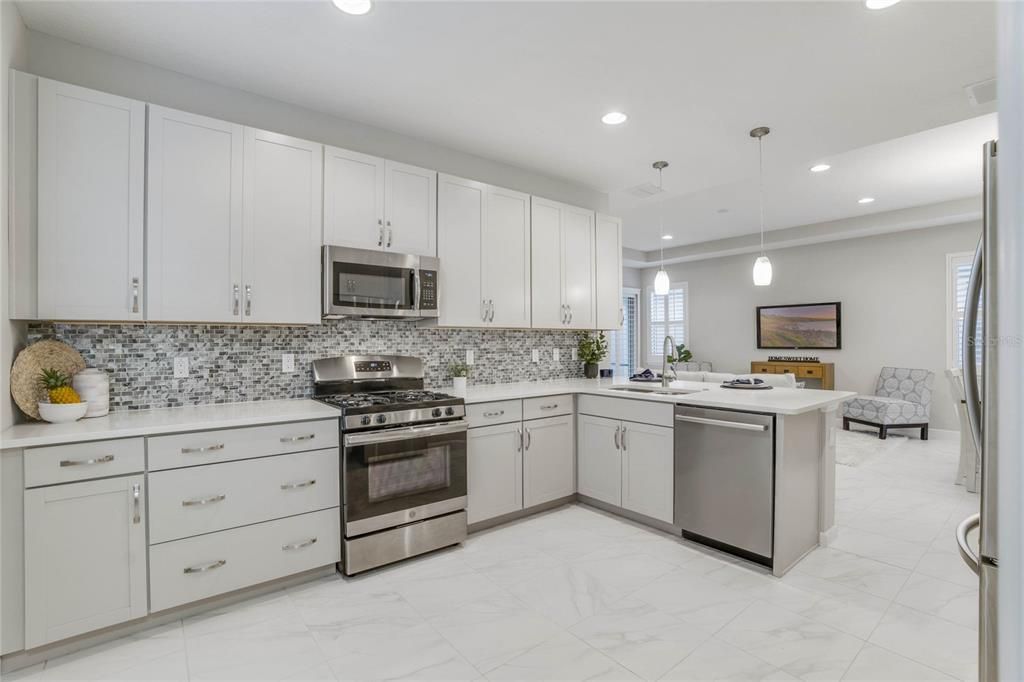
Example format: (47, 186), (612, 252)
(368, 446), (449, 502)
(332, 262), (413, 310)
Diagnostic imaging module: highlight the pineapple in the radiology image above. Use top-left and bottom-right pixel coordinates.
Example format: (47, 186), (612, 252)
(38, 368), (81, 404)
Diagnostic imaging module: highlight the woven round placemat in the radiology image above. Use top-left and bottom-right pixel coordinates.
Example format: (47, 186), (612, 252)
(10, 340), (86, 420)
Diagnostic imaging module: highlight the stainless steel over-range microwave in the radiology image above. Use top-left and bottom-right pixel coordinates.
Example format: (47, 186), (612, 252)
(322, 245), (439, 319)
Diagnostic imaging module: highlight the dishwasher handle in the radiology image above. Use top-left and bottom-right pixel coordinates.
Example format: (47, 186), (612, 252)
(674, 414), (768, 432)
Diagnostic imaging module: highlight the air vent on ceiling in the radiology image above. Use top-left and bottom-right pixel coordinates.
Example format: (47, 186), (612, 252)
(624, 182), (665, 198)
(965, 78), (997, 106)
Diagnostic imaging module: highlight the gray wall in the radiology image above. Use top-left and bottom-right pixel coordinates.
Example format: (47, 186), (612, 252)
(638, 221), (981, 431)
(23, 29), (607, 212)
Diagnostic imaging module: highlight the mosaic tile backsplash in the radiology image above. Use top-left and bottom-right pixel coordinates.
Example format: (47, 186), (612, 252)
(26, 321), (588, 411)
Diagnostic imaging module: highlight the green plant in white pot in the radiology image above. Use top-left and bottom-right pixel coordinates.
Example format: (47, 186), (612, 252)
(576, 332), (608, 379)
(449, 362), (470, 394)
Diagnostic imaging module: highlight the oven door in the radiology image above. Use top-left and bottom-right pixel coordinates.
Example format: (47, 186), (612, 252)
(343, 420), (467, 537)
(323, 246), (423, 318)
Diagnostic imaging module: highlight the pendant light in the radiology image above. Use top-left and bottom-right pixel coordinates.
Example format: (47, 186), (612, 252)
(653, 161), (671, 295)
(750, 126), (773, 286)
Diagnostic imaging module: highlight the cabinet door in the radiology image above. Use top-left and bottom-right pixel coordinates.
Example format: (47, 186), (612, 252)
(384, 161), (437, 257)
(242, 129), (322, 325)
(523, 415), (575, 507)
(576, 414), (621, 506)
(37, 79), (145, 320)
(595, 214), (623, 330)
(437, 174), (484, 327)
(323, 146), (385, 250)
(147, 106), (243, 322)
(530, 197), (564, 328)
(484, 186), (531, 328)
(621, 422), (674, 523)
(563, 205), (596, 329)
(25, 475), (146, 648)
(467, 422), (523, 524)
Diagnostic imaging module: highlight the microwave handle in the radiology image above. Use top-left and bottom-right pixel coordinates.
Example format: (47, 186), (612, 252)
(414, 270), (421, 311)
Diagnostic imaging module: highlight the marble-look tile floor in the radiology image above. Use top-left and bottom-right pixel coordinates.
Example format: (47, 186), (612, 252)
(9, 431), (979, 681)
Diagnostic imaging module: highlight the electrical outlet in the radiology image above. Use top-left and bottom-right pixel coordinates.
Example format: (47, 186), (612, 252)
(531, 349), (540, 363)
(552, 348), (560, 362)
(173, 357), (189, 378)
(466, 349), (475, 365)
(282, 353), (295, 373)
(571, 348), (578, 361)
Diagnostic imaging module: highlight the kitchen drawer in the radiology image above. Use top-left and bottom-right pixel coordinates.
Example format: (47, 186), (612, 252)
(466, 400), (522, 428)
(797, 366), (823, 379)
(522, 394), (573, 421)
(25, 438), (145, 488)
(577, 395), (673, 428)
(148, 419), (338, 471)
(751, 364), (775, 374)
(149, 507), (340, 612)
(148, 448), (339, 544)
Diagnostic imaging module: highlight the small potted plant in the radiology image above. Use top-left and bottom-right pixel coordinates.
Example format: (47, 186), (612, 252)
(666, 343), (693, 373)
(576, 331), (608, 379)
(449, 362), (470, 394)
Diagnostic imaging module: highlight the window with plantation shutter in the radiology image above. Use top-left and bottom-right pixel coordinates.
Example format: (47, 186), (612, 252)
(648, 283), (688, 364)
(608, 289), (640, 377)
(948, 252), (981, 369)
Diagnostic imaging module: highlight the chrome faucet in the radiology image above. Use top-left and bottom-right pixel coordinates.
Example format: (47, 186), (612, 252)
(662, 335), (676, 388)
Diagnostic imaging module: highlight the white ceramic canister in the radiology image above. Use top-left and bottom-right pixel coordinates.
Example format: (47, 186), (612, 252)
(72, 368), (110, 418)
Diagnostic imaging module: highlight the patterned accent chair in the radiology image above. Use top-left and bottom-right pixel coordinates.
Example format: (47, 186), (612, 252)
(842, 367), (934, 440)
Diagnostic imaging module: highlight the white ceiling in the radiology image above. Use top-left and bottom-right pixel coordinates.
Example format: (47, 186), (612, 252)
(15, 0), (997, 250)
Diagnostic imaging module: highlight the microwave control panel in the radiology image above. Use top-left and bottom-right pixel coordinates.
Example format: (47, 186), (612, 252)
(419, 270), (437, 310)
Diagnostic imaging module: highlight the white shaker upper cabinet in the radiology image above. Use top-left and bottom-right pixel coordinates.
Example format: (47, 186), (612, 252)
(530, 197), (596, 329)
(530, 198), (565, 328)
(146, 106), (244, 322)
(384, 161), (437, 257)
(594, 214), (623, 330)
(37, 79), (145, 320)
(242, 129), (323, 325)
(437, 174), (485, 327)
(483, 186), (531, 328)
(562, 205), (596, 330)
(322, 146), (385, 250)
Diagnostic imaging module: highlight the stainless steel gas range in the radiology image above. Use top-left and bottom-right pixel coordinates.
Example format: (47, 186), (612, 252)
(312, 355), (467, 574)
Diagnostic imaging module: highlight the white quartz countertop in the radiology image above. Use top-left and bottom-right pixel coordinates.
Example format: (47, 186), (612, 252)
(452, 377), (855, 416)
(0, 399), (341, 449)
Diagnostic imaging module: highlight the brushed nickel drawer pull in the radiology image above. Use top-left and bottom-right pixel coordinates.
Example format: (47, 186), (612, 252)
(539, 403), (559, 410)
(132, 483), (141, 524)
(59, 454), (115, 467)
(181, 443), (225, 454)
(184, 559), (226, 574)
(282, 537), (318, 551)
(280, 479), (316, 490)
(181, 494), (226, 507)
(280, 434), (315, 443)
(483, 410), (505, 418)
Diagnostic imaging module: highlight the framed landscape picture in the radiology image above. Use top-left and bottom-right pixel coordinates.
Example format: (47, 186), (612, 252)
(756, 302), (842, 350)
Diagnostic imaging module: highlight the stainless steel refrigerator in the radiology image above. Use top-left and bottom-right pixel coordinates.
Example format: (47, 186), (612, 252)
(957, 139), (998, 681)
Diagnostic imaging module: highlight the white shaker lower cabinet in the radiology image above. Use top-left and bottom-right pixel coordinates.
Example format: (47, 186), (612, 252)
(620, 422), (674, 523)
(24, 475), (147, 648)
(522, 415), (574, 508)
(466, 422), (523, 524)
(576, 414), (622, 506)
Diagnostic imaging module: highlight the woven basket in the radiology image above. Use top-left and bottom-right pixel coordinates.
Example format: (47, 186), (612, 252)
(10, 340), (87, 420)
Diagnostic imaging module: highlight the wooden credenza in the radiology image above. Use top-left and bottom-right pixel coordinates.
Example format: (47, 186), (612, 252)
(750, 360), (835, 390)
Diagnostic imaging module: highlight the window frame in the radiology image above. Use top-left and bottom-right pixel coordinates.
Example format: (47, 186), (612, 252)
(946, 250), (976, 369)
(608, 287), (641, 377)
(645, 281), (689, 368)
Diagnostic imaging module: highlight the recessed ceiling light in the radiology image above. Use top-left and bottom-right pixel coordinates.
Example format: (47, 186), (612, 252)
(332, 0), (372, 15)
(601, 111), (628, 126)
(858, 197), (875, 204)
(661, 234), (673, 240)
(809, 163), (831, 173)
(865, 0), (900, 9)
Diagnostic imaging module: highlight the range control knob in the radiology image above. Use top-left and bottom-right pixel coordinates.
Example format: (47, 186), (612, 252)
(431, 408), (443, 418)
(375, 414), (387, 424)
(445, 407), (456, 416)
(360, 415), (371, 426)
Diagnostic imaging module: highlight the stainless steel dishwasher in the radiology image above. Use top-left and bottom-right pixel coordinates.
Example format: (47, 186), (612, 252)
(673, 405), (775, 563)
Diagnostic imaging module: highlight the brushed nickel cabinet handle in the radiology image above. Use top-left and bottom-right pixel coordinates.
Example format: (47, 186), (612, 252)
(181, 494), (226, 507)
(539, 403), (559, 410)
(483, 410), (505, 418)
(524, 427), (531, 450)
(132, 483), (141, 524)
(282, 537), (318, 551)
(516, 428), (523, 452)
(184, 559), (226, 574)
(280, 479), (316, 490)
(481, 300), (487, 322)
(378, 220), (384, 247)
(614, 425), (620, 449)
(59, 454), (115, 467)
(233, 284), (240, 315)
(621, 426), (627, 451)
(181, 443), (225, 454)
(489, 300), (495, 322)
(386, 222), (393, 248)
(131, 277), (140, 314)
(280, 434), (315, 443)
(245, 285), (253, 316)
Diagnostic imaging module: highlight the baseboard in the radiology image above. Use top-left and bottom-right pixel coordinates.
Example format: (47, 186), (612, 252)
(927, 428), (960, 441)
(819, 525), (839, 546)
(467, 495), (575, 533)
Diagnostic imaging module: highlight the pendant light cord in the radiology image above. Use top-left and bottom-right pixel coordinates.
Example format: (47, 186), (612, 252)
(658, 165), (666, 266)
(758, 136), (765, 255)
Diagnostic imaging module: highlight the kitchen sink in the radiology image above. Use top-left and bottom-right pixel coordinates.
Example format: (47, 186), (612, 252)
(606, 386), (700, 395)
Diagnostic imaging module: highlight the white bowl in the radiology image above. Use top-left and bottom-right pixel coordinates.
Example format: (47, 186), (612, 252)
(38, 402), (89, 424)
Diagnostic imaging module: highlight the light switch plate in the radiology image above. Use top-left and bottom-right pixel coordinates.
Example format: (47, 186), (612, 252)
(466, 350), (475, 365)
(173, 357), (189, 378)
(552, 348), (560, 362)
(532, 349), (540, 363)
(571, 348), (578, 361)
(282, 354), (295, 373)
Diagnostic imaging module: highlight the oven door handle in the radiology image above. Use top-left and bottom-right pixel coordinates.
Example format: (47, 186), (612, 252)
(344, 419), (468, 447)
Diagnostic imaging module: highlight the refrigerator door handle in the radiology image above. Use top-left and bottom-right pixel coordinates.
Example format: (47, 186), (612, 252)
(962, 239), (984, 456)
(956, 513), (981, 576)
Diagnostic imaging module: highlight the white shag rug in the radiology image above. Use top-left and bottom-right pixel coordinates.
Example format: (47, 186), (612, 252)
(836, 428), (908, 467)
